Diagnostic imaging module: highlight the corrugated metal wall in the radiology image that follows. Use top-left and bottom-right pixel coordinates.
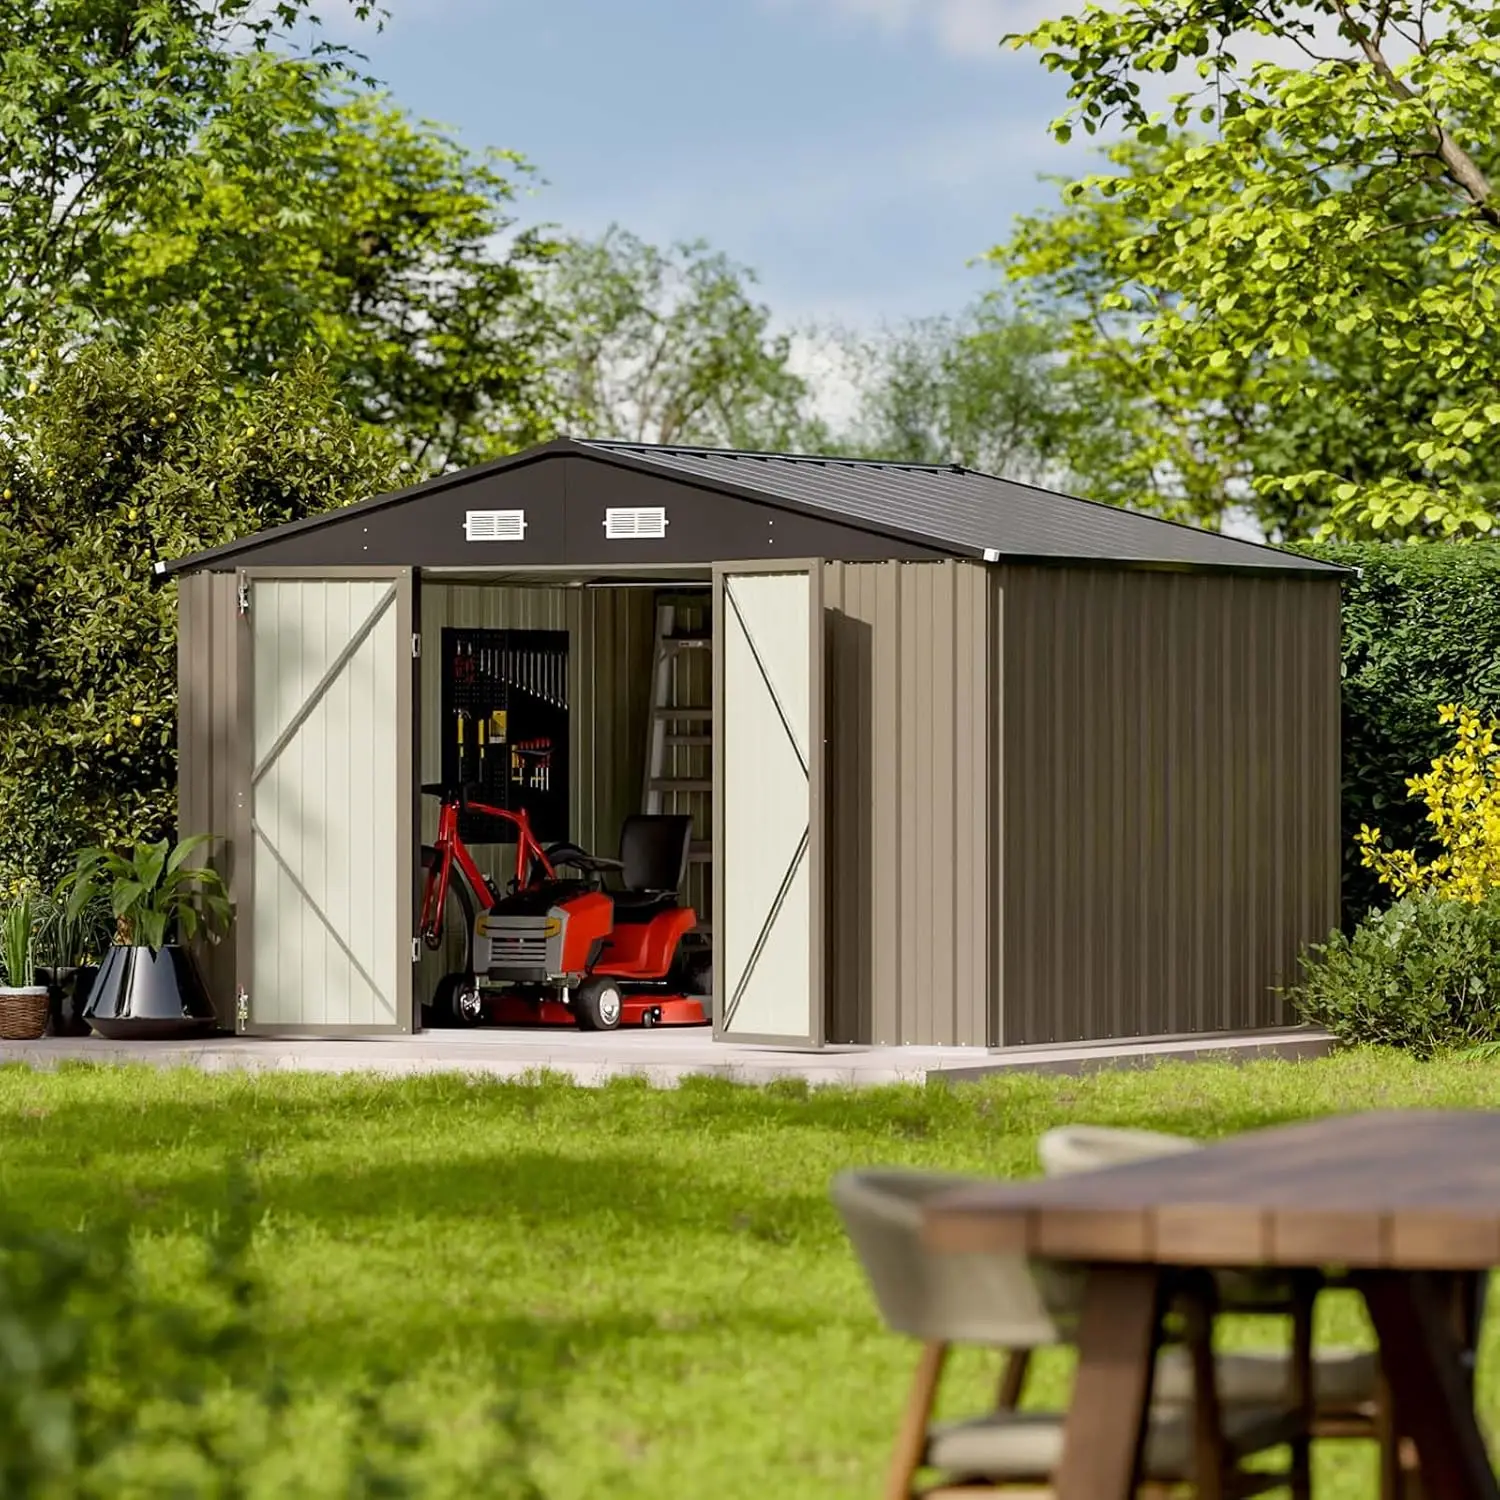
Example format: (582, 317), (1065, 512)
(176, 572), (241, 1024)
(416, 583), (655, 1004)
(996, 566), (1342, 1045)
(823, 561), (993, 1046)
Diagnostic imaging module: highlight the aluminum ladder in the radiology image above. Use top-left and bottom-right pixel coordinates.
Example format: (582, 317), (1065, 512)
(642, 597), (713, 935)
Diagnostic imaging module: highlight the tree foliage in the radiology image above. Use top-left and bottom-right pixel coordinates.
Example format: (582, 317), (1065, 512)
(0, 0), (376, 359)
(0, 325), (403, 887)
(544, 227), (819, 449)
(998, 0), (1500, 540)
(0, 1), (559, 470)
(823, 298), (1156, 499)
(89, 74), (562, 472)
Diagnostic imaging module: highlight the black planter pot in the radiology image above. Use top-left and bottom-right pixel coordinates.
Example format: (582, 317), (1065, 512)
(84, 946), (219, 1040)
(36, 965), (98, 1038)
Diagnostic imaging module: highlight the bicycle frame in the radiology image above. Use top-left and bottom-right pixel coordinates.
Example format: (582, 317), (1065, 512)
(419, 793), (556, 951)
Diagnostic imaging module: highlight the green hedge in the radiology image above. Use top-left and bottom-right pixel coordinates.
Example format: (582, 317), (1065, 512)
(1293, 540), (1500, 923)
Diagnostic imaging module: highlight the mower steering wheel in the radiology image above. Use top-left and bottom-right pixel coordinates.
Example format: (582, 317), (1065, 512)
(544, 842), (624, 875)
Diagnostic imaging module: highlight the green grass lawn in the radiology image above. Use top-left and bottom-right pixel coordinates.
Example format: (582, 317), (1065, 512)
(2, 1050), (1498, 1497)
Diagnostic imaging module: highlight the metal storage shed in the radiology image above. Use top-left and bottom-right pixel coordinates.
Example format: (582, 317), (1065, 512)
(159, 438), (1347, 1050)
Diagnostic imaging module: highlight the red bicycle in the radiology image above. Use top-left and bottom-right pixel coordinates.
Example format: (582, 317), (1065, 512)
(418, 782), (558, 1019)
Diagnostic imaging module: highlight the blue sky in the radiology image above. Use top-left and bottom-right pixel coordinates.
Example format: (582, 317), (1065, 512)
(315, 0), (1091, 333)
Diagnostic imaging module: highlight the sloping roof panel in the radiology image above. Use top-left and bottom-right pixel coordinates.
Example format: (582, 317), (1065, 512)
(580, 442), (1342, 574)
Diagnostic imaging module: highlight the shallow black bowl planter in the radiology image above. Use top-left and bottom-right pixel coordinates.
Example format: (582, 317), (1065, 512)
(84, 946), (218, 1040)
(37, 965), (98, 1038)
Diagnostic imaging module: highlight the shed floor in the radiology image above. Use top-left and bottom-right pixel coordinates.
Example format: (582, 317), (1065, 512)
(0, 1025), (1330, 1088)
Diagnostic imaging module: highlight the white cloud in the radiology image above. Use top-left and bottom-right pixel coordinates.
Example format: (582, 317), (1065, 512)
(763, 0), (1060, 59)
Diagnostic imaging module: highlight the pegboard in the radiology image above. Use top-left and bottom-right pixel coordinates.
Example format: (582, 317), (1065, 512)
(439, 627), (569, 844)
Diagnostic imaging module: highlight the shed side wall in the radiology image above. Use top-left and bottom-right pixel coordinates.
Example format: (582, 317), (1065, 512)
(176, 571), (241, 1025)
(824, 560), (992, 1046)
(416, 584), (655, 1005)
(997, 566), (1341, 1044)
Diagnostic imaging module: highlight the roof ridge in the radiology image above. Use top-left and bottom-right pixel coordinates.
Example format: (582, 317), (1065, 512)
(576, 438), (958, 474)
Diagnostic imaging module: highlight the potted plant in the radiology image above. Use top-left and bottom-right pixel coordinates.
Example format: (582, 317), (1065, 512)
(0, 888), (50, 1040)
(36, 884), (114, 1037)
(60, 835), (232, 1040)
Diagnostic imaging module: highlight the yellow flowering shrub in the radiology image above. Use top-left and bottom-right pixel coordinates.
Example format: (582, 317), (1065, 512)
(1358, 705), (1500, 903)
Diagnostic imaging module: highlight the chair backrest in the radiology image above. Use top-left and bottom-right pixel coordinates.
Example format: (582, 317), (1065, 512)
(618, 815), (693, 893)
(1038, 1124), (1200, 1178)
(830, 1168), (1079, 1348)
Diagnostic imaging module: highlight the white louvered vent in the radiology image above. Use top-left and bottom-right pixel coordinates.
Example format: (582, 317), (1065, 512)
(604, 506), (668, 540)
(464, 509), (527, 542)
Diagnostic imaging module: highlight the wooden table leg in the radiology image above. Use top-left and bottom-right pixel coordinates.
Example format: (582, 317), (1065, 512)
(1054, 1263), (1166, 1500)
(1357, 1270), (1500, 1500)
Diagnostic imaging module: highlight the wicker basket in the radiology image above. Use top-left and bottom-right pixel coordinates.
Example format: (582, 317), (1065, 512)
(0, 987), (49, 1040)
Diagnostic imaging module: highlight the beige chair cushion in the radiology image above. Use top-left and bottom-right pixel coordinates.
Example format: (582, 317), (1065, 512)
(926, 1403), (1298, 1481)
(1155, 1345), (1379, 1409)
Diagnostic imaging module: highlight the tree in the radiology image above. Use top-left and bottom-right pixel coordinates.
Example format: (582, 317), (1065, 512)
(543, 227), (821, 450)
(996, 0), (1500, 540)
(823, 299), (1153, 501)
(0, 0), (374, 359)
(0, 325), (404, 886)
(85, 73), (562, 472)
(0, 2), (559, 471)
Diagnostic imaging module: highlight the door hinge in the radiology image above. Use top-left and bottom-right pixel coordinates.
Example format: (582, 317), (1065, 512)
(235, 987), (249, 1029)
(236, 579), (251, 616)
(411, 937), (421, 963)
(411, 632), (422, 659)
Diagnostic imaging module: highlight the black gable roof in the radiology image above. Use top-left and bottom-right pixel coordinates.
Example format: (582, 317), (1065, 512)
(159, 438), (1347, 577)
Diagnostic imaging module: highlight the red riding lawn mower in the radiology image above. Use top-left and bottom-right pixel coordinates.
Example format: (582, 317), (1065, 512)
(418, 783), (712, 1031)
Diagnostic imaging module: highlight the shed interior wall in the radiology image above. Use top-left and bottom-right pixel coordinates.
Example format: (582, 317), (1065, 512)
(996, 565), (1342, 1045)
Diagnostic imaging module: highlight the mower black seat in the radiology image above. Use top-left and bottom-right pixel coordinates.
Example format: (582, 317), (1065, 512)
(610, 889), (682, 924)
(610, 815), (693, 923)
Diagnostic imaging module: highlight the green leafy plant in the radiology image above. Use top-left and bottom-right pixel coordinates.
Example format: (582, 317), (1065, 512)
(1291, 539), (1500, 925)
(1287, 889), (1500, 1057)
(0, 888), (39, 989)
(37, 883), (113, 971)
(60, 835), (232, 952)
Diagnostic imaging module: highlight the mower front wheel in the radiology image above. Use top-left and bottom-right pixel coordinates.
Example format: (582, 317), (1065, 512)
(429, 972), (484, 1029)
(573, 978), (623, 1032)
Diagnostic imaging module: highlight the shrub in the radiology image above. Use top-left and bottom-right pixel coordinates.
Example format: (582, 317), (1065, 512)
(0, 325), (403, 893)
(1287, 888), (1500, 1056)
(1357, 704), (1500, 903)
(1292, 539), (1500, 923)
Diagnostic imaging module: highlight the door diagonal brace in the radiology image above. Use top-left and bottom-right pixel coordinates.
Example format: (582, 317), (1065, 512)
(723, 826), (809, 1031)
(251, 821), (388, 1009)
(252, 583), (397, 785)
(723, 580), (809, 778)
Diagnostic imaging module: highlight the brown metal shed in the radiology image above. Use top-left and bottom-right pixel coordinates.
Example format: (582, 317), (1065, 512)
(160, 438), (1347, 1049)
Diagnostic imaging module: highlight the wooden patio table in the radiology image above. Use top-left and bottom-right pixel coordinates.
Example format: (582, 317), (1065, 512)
(922, 1111), (1496, 1500)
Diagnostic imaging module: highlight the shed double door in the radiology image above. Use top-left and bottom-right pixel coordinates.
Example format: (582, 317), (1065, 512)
(235, 568), (416, 1033)
(713, 561), (827, 1047)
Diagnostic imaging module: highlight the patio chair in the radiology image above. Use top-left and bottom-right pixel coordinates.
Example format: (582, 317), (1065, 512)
(832, 1167), (1312, 1500)
(1035, 1125), (1395, 1497)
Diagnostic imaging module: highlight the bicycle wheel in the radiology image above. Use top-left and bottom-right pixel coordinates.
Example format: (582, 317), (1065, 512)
(420, 846), (475, 975)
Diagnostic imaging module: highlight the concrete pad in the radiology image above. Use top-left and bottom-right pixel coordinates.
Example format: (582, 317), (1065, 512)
(0, 1025), (1332, 1089)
